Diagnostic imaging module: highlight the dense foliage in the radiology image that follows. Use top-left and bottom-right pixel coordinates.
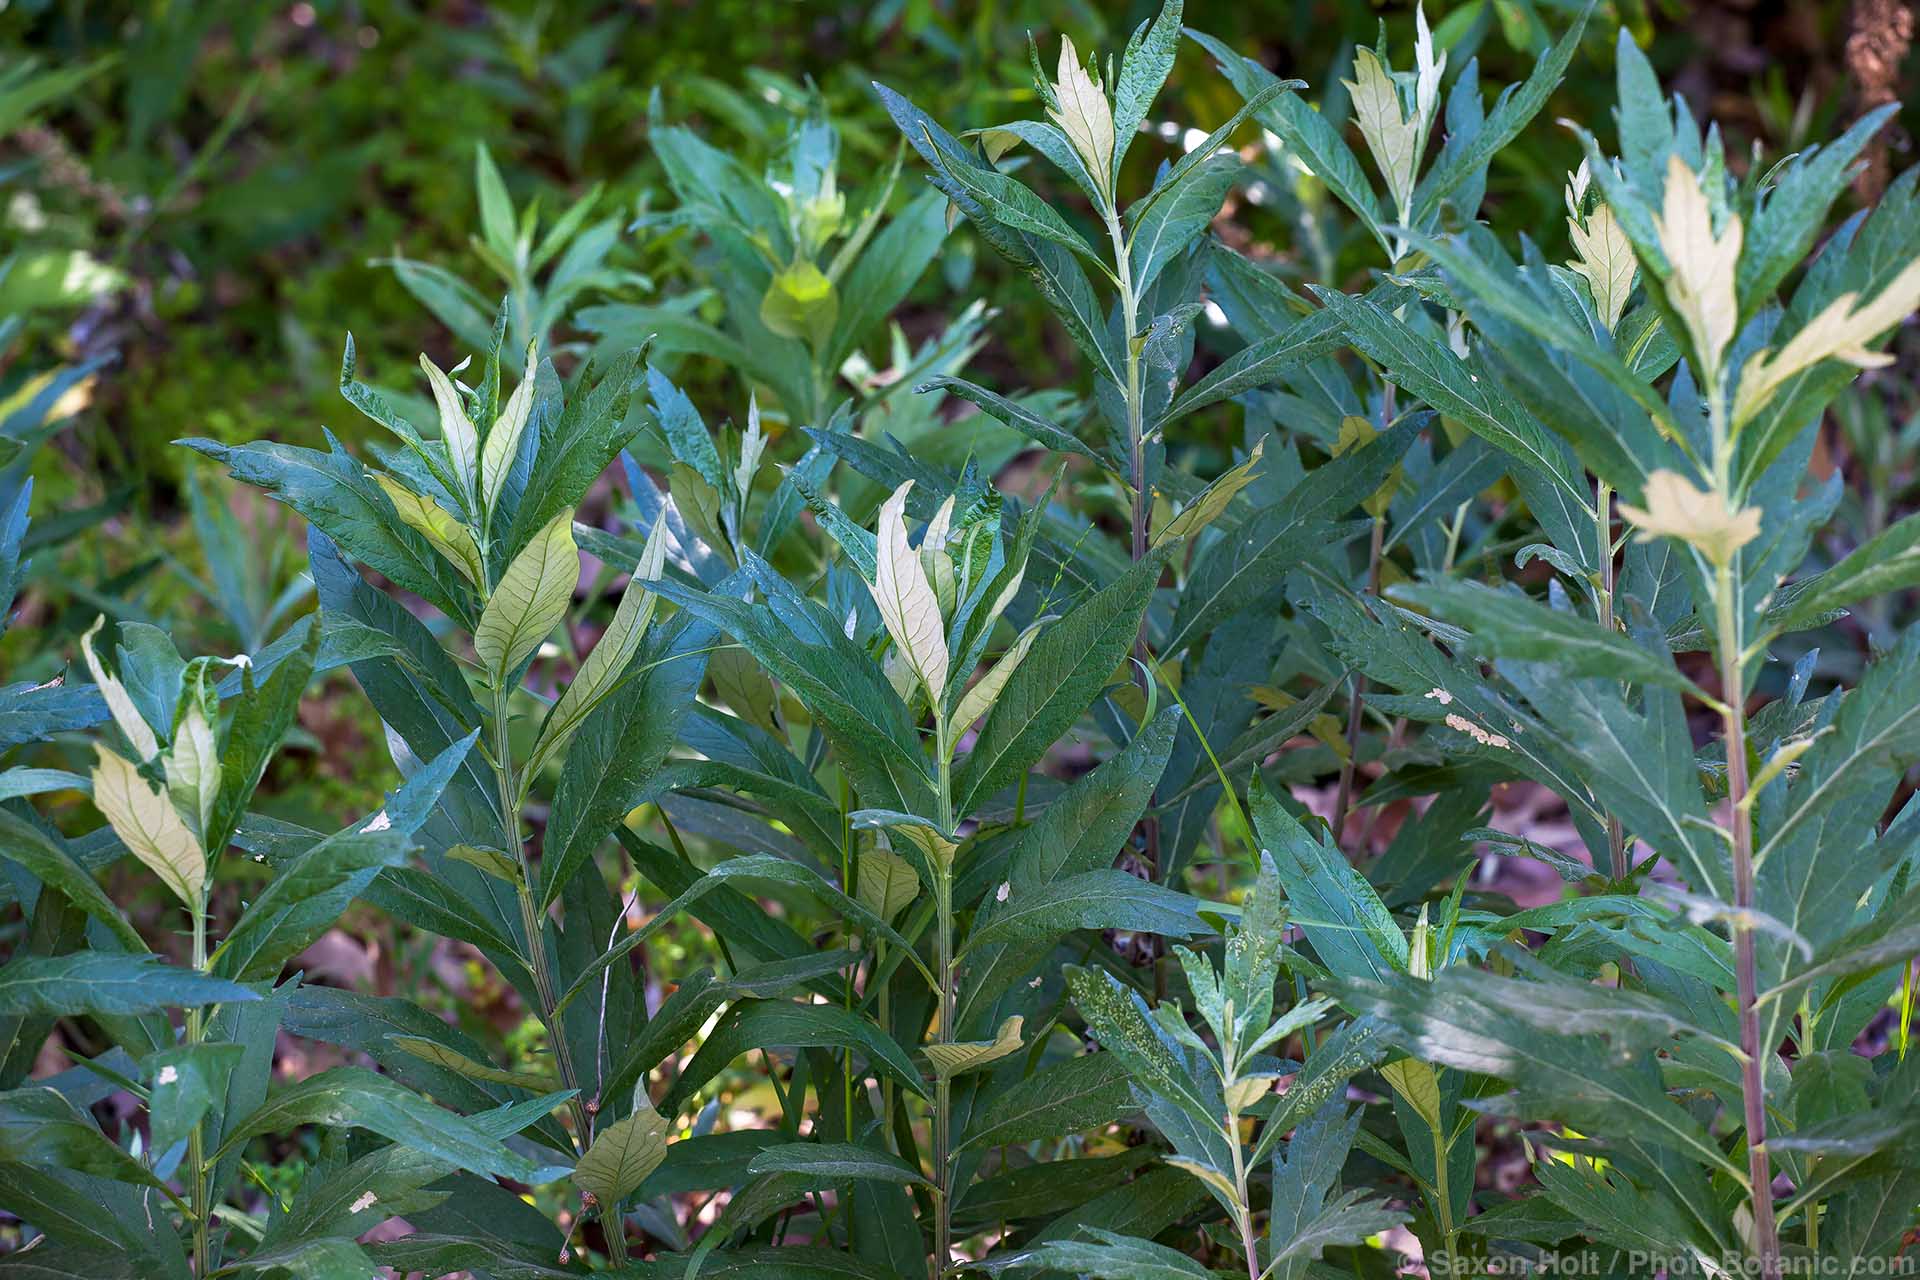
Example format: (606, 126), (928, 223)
(4, 3), (1920, 1279)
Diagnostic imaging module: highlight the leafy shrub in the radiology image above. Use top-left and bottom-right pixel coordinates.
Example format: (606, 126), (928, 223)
(4, 3), (1920, 1279)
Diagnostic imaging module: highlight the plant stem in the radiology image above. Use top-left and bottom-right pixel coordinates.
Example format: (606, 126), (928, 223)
(1104, 195), (1166, 998)
(1595, 478), (1629, 882)
(488, 682), (628, 1267)
(1429, 1115), (1460, 1274)
(189, 899), (210, 1277)
(1226, 1111), (1261, 1280)
(1715, 561), (1781, 1276)
(931, 718), (956, 1280)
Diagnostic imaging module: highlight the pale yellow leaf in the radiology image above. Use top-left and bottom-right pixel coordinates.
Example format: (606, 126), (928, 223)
(481, 342), (538, 521)
(1733, 255), (1920, 428)
(1164, 1155), (1240, 1202)
(525, 515), (668, 779)
(573, 1100), (670, 1208)
(870, 481), (949, 701)
(1155, 439), (1265, 547)
(1048, 36), (1115, 196)
(922, 493), (958, 616)
(419, 354), (481, 505)
(163, 701), (219, 837)
(474, 510), (579, 681)
(445, 843), (523, 884)
(1651, 156), (1742, 381)
(388, 1036), (556, 1092)
(1344, 47), (1418, 218)
(951, 616), (1050, 733)
(1333, 416), (1402, 517)
(854, 845), (920, 923)
(885, 819), (958, 875)
(375, 474), (485, 586)
(1381, 1056), (1442, 1130)
(1224, 1076), (1270, 1115)
(1618, 469), (1760, 567)
(1412, 4), (1446, 139)
(80, 616), (158, 762)
(734, 393), (768, 500)
(924, 1015), (1023, 1078)
(92, 745), (204, 907)
(1568, 201), (1638, 333)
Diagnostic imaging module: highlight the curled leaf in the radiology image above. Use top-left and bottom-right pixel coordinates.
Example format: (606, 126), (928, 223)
(1618, 469), (1760, 567)
(924, 1015), (1024, 1079)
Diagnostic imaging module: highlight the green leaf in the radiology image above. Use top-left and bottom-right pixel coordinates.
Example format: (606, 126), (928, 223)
(1126, 81), (1289, 231)
(1167, 422), (1414, 653)
(474, 508), (578, 682)
(1266, 1103), (1409, 1280)
(931, 148), (1105, 268)
(1412, 3), (1590, 220)
(1066, 964), (1216, 1138)
(665, 999), (926, 1115)
(701, 854), (927, 983)
(1328, 970), (1742, 1180)
(957, 1052), (1134, 1152)
(915, 375), (1100, 463)
(1313, 287), (1587, 513)
(0, 1086), (168, 1190)
(548, 871), (723, 1017)
(961, 870), (1212, 954)
(147, 1041), (244, 1156)
(180, 436), (472, 625)
(502, 348), (644, 558)
(746, 1141), (929, 1187)
(213, 1066), (540, 1182)
(0, 954), (253, 1017)
(386, 1036), (556, 1092)
(1110, 0), (1184, 179)
(1392, 580), (1703, 696)
(1249, 775), (1407, 982)
(0, 809), (144, 951)
(1019, 1226), (1213, 1279)
(954, 549), (1164, 814)
(825, 189), (949, 373)
(573, 1099), (670, 1208)
(1166, 281), (1402, 424)
(650, 567), (936, 817)
(474, 143), (516, 259)
(540, 613), (714, 907)
(1767, 510), (1920, 637)
(1188, 29), (1387, 256)
(209, 616), (319, 858)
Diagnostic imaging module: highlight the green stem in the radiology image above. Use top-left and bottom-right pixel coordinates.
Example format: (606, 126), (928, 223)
(931, 717), (956, 1280)
(189, 899), (210, 1277)
(1716, 561), (1781, 1275)
(1227, 1113), (1260, 1280)
(1430, 1115), (1459, 1273)
(488, 683), (628, 1268)
(1105, 175), (1168, 1004)
(1705, 371), (1781, 1276)
(1595, 477), (1629, 882)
